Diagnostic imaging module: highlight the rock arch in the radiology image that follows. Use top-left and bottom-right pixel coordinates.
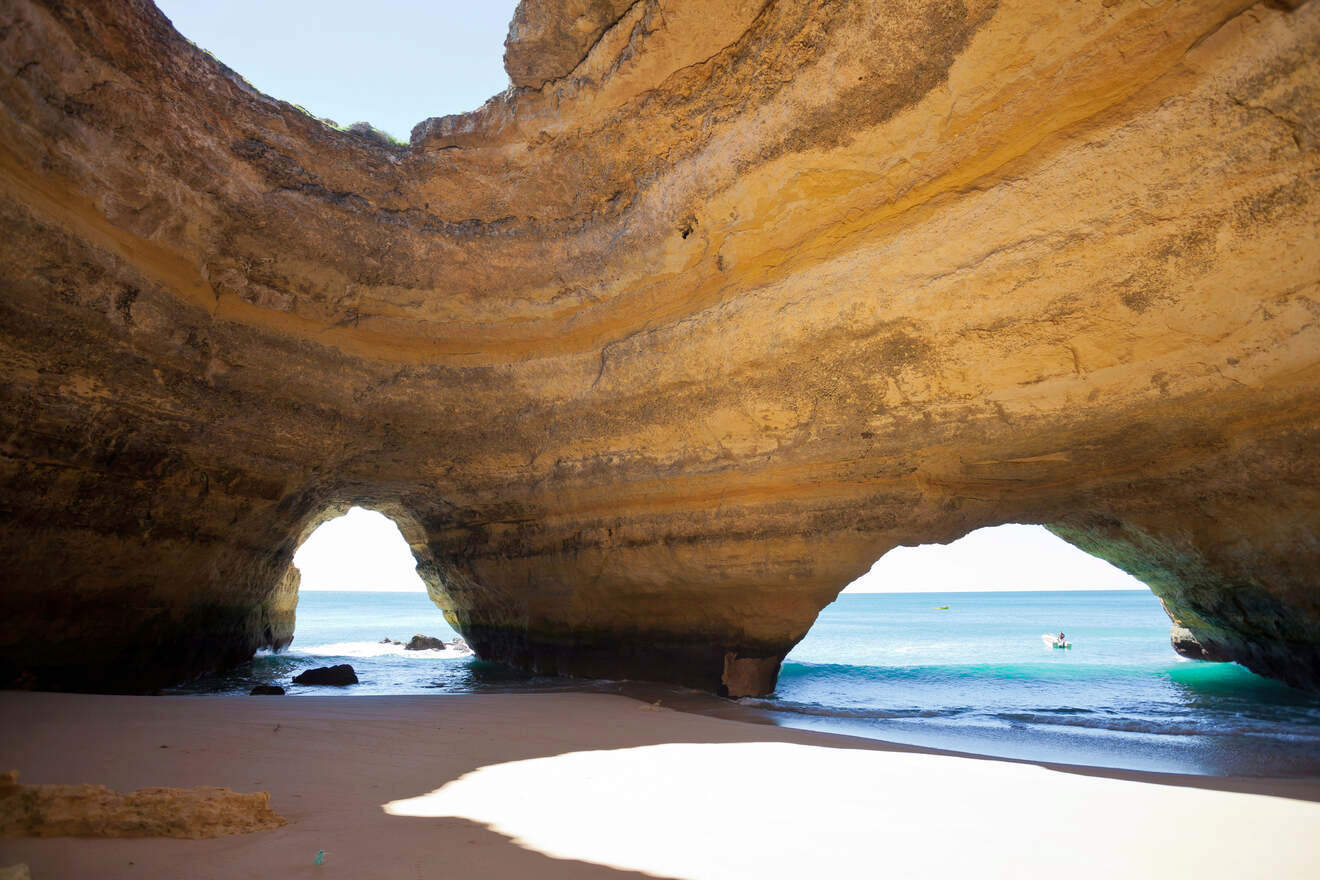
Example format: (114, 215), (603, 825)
(0, 0), (1316, 694)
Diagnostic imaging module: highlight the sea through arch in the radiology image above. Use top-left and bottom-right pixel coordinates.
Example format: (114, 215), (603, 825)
(747, 523), (1320, 775)
(217, 502), (476, 695)
(779, 523), (1162, 685)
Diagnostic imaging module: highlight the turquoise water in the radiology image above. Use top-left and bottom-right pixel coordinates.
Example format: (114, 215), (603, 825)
(173, 589), (1320, 777)
(753, 591), (1320, 776)
(168, 591), (557, 696)
(169, 591), (548, 695)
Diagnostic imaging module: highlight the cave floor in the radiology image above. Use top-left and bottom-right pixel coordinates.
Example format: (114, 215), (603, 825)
(0, 691), (1317, 879)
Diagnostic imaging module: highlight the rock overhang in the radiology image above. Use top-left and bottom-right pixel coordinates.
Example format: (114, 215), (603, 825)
(0, 0), (1317, 694)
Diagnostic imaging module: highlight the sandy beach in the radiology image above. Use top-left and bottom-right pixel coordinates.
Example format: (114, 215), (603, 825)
(0, 691), (1317, 879)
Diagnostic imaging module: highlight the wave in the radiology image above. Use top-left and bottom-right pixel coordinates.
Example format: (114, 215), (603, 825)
(287, 640), (472, 660)
(997, 710), (1320, 740)
(738, 697), (972, 721)
(743, 695), (1320, 741)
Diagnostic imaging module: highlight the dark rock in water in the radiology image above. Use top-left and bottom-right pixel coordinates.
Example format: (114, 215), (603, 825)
(250, 684), (284, 695)
(405, 635), (445, 651)
(291, 664), (358, 685)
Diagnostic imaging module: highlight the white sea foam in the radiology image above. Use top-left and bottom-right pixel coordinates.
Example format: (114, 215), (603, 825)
(293, 640), (471, 660)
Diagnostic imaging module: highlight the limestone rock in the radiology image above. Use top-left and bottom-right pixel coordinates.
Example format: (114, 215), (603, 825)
(0, 0), (1317, 695)
(504, 0), (635, 88)
(0, 771), (285, 838)
(291, 665), (358, 686)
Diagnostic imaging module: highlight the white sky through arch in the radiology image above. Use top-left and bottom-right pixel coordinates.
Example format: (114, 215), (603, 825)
(293, 512), (1144, 594)
(843, 523), (1146, 592)
(294, 507), (425, 592)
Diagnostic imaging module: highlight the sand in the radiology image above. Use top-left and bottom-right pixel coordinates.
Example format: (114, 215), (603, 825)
(0, 691), (1317, 879)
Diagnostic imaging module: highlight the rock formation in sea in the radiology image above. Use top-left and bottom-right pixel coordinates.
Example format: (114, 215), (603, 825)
(0, 0), (1316, 695)
(405, 635), (446, 651)
(291, 665), (359, 686)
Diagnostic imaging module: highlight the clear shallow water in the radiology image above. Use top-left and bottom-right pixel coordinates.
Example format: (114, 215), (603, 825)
(168, 591), (560, 696)
(749, 591), (1320, 776)
(172, 590), (1320, 777)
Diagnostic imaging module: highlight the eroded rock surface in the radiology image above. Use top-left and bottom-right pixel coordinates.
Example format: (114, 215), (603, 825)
(0, 0), (1317, 694)
(504, 0), (635, 88)
(0, 771), (285, 838)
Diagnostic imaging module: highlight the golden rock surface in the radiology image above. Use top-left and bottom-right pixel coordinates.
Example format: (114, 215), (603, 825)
(0, 771), (285, 839)
(0, 0), (1316, 694)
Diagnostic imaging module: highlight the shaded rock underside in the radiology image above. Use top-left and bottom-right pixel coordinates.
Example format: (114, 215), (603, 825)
(0, 0), (1317, 695)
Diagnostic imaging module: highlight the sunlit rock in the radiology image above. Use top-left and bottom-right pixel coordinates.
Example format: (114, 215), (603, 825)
(0, 771), (285, 838)
(0, 0), (1317, 694)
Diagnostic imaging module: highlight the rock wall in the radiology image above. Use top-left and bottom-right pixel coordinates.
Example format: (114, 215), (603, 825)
(0, 0), (1316, 694)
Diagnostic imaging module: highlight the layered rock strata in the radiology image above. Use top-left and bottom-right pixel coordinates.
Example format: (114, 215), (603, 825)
(0, 0), (1317, 694)
(0, 771), (285, 838)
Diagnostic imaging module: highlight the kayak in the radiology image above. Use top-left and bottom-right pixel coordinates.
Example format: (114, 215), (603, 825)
(934, 605), (950, 610)
(1040, 633), (1072, 649)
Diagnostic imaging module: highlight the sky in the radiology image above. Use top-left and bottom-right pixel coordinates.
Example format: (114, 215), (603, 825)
(294, 507), (426, 591)
(841, 523), (1145, 592)
(294, 509), (1145, 593)
(155, 0), (521, 141)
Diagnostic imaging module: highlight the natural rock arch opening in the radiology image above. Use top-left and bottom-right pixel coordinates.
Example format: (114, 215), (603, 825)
(752, 524), (1312, 770)
(757, 518), (1307, 698)
(274, 500), (455, 642)
(782, 522), (1171, 669)
(701, 521), (1187, 699)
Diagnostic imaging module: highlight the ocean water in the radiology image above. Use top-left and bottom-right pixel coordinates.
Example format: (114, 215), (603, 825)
(172, 589), (1320, 777)
(169, 591), (550, 696)
(754, 591), (1320, 776)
